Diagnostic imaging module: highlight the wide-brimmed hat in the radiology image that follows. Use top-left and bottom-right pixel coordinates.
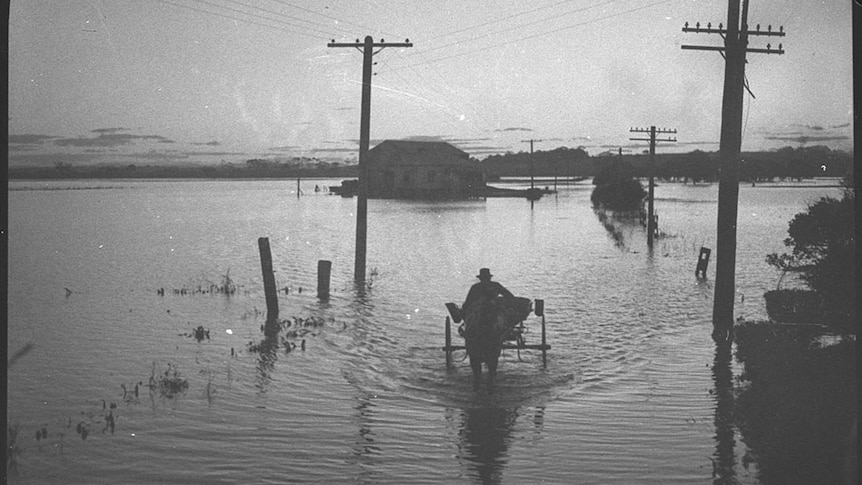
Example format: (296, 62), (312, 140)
(476, 268), (493, 279)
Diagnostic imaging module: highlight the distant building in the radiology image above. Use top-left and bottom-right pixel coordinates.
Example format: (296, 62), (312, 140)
(367, 140), (484, 198)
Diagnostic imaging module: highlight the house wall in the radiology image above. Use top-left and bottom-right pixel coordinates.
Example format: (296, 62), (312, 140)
(368, 163), (483, 198)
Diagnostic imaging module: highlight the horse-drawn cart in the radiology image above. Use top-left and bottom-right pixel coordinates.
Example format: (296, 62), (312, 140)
(443, 298), (550, 368)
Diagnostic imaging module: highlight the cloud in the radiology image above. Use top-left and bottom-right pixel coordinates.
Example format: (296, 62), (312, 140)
(125, 150), (191, 161)
(54, 133), (174, 147)
(399, 135), (448, 142)
(830, 122), (850, 129)
(764, 134), (850, 144)
(676, 140), (718, 147)
(310, 147), (357, 154)
(389, 136), (502, 147)
(187, 151), (243, 157)
(445, 137), (493, 144)
(91, 127), (130, 134)
(8, 134), (55, 145)
(493, 127), (533, 132)
(192, 141), (221, 146)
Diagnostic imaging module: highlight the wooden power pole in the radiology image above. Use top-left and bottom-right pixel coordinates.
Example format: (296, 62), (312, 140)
(682, 0), (785, 342)
(630, 126), (677, 249)
(520, 138), (543, 189)
(328, 36), (412, 283)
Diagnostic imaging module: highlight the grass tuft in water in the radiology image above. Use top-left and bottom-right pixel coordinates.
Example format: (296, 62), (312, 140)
(149, 362), (190, 399)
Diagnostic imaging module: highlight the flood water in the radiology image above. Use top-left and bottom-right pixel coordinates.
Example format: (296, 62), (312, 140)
(6, 177), (844, 484)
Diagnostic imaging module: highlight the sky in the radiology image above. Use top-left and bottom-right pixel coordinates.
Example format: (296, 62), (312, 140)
(7, 0), (855, 167)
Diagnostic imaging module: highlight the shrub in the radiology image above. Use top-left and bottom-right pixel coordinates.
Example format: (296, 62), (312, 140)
(766, 178), (855, 329)
(763, 289), (824, 323)
(590, 179), (646, 212)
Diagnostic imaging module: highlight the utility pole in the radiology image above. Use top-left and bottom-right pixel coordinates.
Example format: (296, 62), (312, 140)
(328, 36), (412, 283)
(630, 126), (677, 249)
(520, 139), (543, 189)
(682, 0), (784, 341)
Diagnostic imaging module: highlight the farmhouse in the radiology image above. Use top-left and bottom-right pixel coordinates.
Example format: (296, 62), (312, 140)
(367, 140), (484, 198)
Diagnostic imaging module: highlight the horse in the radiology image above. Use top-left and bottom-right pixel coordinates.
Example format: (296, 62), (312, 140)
(461, 296), (532, 391)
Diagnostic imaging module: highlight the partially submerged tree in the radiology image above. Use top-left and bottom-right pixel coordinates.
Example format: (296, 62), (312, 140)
(591, 158), (646, 212)
(590, 179), (646, 212)
(766, 168), (855, 327)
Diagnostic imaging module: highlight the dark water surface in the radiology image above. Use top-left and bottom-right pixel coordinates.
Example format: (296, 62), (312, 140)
(6, 178), (843, 483)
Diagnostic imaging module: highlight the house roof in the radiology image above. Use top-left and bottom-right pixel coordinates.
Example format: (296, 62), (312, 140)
(368, 140), (480, 171)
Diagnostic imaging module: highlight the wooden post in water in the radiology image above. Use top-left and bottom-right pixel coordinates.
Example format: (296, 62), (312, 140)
(696, 247), (712, 278)
(444, 316), (452, 368)
(554, 160), (558, 192)
(317, 260), (332, 300)
(258, 237), (279, 321)
(535, 299), (547, 368)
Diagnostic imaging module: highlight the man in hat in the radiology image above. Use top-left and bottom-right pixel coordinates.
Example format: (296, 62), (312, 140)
(460, 268), (516, 391)
(461, 268), (513, 318)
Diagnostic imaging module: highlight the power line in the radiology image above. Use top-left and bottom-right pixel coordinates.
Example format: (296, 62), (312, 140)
(271, 0), (403, 38)
(188, 0), (335, 38)
(409, 51), (500, 133)
(415, 0), (620, 57)
(384, 0), (672, 73)
(426, 0), (593, 42)
(484, 0), (671, 47)
(372, 52), (500, 137)
(377, 60), (468, 127)
(742, 75), (753, 142)
(156, 0), (330, 40)
(219, 0), (356, 36)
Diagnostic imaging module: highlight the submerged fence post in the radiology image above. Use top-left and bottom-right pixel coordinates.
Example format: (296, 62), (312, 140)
(696, 247), (711, 278)
(535, 299), (547, 368)
(258, 237), (279, 321)
(445, 316), (452, 368)
(317, 260), (332, 300)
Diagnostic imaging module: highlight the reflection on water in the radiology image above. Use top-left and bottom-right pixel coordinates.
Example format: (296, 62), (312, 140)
(711, 341), (736, 484)
(732, 323), (857, 485)
(458, 407), (518, 484)
(354, 396), (381, 457)
(593, 207), (645, 251)
(253, 326), (280, 393)
(455, 404), (548, 485)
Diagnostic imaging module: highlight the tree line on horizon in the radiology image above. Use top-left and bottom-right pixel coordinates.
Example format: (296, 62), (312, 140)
(8, 144), (851, 182)
(480, 144), (852, 182)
